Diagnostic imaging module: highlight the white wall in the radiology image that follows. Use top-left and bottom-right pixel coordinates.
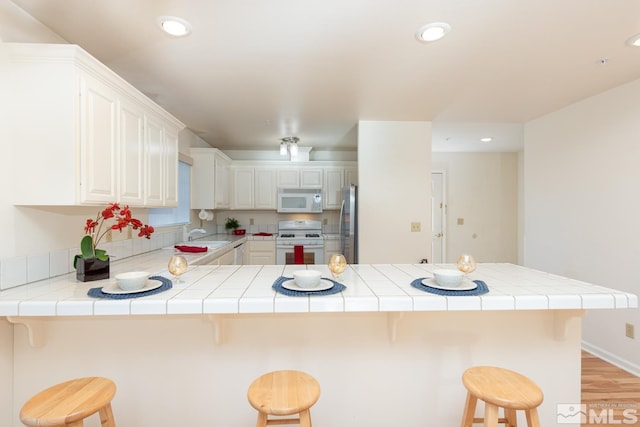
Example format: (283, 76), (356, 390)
(524, 78), (640, 371)
(432, 152), (519, 264)
(358, 121), (431, 263)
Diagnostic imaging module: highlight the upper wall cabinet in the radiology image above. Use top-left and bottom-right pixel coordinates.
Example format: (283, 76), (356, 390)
(276, 167), (323, 189)
(231, 166), (277, 210)
(191, 148), (232, 209)
(5, 43), (184, 207)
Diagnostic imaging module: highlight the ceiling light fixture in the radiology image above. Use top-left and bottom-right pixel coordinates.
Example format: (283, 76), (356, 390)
(626, 33), (640, 47)
(158, 16), (192, 37)
(480, 137), (493, 142)
(280, 137), (299, 156)
(415, 22), (451, 43)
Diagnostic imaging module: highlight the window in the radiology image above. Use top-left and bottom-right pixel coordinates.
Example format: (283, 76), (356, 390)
(148, 161), (190, 226)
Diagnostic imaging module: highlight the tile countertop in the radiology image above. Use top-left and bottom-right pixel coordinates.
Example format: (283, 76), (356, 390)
(0, 260), (636, 317)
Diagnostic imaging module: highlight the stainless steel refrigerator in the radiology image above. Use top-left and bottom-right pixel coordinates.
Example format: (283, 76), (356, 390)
(339, 184), (358, 264)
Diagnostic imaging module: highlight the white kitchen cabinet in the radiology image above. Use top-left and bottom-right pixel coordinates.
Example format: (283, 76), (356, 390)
(6, 43), (184, 206)
(231, 166), (277, 210)
(191, 148), (232, 209)
(323, 167), (344, 210)
(144, 114), (180, 207)
(324, 238), (341, 261)
(232, 167), (254, 209)
(244, 240), (276, 265)
(254, 168), (277, 209)
(78, 71), (119, 203)
(276, 168), (299, 188)
(345, 166), (358, 186)
(276, 167), (323, 189)
(163, 126), (180, 207)
(119, 97), (145, 205)
(300, 168), (323, 188)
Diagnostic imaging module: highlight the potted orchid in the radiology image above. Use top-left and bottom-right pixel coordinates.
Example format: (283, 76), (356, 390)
(74, 203), (154, 282)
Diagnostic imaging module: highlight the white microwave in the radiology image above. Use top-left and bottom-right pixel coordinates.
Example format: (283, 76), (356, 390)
(277, 188), (323, 213)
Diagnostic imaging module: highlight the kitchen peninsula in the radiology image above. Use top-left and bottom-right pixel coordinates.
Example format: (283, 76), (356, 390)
(1, 257), (636, 427)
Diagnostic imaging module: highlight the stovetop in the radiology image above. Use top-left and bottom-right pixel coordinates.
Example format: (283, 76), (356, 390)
(276, 220), (324, 245)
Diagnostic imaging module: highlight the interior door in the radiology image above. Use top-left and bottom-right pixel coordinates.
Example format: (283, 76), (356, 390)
(431, 171), (446, 263)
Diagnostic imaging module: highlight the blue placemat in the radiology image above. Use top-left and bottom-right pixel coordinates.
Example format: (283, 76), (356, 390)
(273, 276), (346, 296)
(87, 276), (173, 299)
(411, 277), (489, 296)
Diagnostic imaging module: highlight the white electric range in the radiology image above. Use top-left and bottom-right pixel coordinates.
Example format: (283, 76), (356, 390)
(275, 220), (325, 265)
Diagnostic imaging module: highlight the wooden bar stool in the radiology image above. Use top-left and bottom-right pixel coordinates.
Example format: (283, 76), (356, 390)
(20, 377), (116, 427)
(460, 366), (543, 427)
(247, 370), (320, 427)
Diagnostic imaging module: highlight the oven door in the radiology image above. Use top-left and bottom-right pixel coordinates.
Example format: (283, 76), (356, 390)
(276, 244), (324, 265)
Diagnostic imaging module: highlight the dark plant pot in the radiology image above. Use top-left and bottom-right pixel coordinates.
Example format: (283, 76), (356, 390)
(75, 257), (110, 282)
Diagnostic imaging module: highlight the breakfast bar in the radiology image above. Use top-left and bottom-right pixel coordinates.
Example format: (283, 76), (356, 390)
(1, 259), (636, 427)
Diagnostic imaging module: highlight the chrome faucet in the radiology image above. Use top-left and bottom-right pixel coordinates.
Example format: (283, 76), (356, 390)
(187, 228), (206, 242)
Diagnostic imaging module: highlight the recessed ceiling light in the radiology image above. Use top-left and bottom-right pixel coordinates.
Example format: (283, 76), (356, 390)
(415, 22), (451, 43)
(158, 16), (192, 37)
(480, 137), (493, 142)
(626, 33), (640, 47)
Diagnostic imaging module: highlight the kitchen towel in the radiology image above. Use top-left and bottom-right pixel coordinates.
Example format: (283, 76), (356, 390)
(273, 276), (346, 296)
(87, 276), (173, 299)
(174, 245), (208, 253)
(410, 278), (489, 296)
(294, 245), (304, 264)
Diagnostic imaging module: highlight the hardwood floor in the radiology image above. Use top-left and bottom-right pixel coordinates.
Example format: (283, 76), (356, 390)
(581, 350), (640, 426)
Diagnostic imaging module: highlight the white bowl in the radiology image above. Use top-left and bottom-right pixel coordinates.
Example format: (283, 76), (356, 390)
(433, 269), (464, 287)
(115, 271), (150, 291)
(293, 270), (322, 289)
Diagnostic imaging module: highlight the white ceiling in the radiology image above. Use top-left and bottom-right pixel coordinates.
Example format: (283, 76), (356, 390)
(7, 0), (640, 153)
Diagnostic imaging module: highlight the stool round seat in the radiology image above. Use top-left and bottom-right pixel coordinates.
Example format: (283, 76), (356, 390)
(247, 370), (320, 427)
(20, 377), (116, 427)
(461, 366), (543, 427)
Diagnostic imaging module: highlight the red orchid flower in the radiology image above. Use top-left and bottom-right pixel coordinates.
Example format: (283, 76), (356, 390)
(80, 203), (155, 261)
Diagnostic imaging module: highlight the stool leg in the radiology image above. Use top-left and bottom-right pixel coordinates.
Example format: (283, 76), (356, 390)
(460, 392), (477, 427)
(504, 408), (517, 427)
(99, 403), (116, 427)
(525, 409), (540, 427)
(299, 409), (312, 427)
(256, 412), (268, 427)
(484, 403), (499, 427)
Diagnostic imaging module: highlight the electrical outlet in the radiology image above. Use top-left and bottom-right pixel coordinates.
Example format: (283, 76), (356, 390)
(411, 222), (421, 232)
(626, 323), (635, 339)
(105, 229), (112, 243)
(249, 218), (254, 225)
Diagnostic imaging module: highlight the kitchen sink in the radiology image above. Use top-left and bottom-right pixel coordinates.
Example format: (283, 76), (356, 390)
(165, 241), (232, 250)
(179, 240), (231, 248)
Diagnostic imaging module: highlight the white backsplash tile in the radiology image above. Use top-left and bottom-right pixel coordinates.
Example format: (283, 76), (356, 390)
(1, 256), (28, 290)
(27, 253), (50, 283)
(50, 249), (71, 277)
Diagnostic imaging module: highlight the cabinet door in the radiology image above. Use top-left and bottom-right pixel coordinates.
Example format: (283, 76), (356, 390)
(345, 167), (358, 186)
(300, 168), (323, 188)
(214, 154), (230, 208)
(119, 98), (145, 205)
(79, 73), (118, 203)
(248, 252), (275, 265)
(323, 167), (344, 209)
(277, 168), (299, 188)
(164, 126), (179, 207)
(145, 115), (165, 206)
(232, 167), (254, 209)
(254, 167), (276, 209)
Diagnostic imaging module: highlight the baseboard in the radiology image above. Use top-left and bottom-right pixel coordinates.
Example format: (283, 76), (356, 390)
(582, 340), (640, 377)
